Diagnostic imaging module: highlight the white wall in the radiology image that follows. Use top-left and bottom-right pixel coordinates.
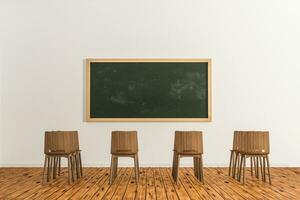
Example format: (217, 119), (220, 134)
(1, 0), (300, 167)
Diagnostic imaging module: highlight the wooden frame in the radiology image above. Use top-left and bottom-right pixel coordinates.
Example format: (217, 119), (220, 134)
(85, 59), (212, 122)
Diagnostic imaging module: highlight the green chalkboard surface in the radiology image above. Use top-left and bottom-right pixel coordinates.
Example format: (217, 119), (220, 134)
(86, 59), (211, 122)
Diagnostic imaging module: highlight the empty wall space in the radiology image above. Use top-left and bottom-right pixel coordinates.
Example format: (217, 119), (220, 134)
(0, 0), (300, 167)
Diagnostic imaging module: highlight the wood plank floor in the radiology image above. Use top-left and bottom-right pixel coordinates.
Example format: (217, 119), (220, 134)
(0, 167), (299, 199)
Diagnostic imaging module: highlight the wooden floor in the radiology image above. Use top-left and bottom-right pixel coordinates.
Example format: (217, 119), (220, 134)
(0, 167), (299, 199)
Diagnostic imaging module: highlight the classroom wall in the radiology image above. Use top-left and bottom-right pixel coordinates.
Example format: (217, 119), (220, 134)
(0, 50), (2, 166)
(1, 0), (300, 167)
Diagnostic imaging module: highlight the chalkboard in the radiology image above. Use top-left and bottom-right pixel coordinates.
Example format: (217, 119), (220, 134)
(85, 59), (211, 122)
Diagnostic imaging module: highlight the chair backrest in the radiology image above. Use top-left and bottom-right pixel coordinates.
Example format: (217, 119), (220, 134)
(111, 131), (138, 154)
(174, 131), (203, 154)
(246, 131), (269, 154)
(70, 131), (80, 151)
(234, 131), (269, 154)
(232, 131), (238, 150)
(44, 131), (79, 154)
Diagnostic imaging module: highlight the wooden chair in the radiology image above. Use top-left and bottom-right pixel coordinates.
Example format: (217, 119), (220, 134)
(42, 131), (82, 184)
(172, 131), (204, 183)
(110, 131), (139, 184)
(228, 131), (243, 178)
(71, 131), (83, 179)
(235, 131), (271, 184)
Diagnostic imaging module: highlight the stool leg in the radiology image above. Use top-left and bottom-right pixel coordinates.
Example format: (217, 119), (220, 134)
(266, 155), (272, 184)
(228, 151), (234, 176)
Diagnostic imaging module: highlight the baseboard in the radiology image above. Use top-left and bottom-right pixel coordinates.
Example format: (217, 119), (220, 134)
(0, 163), (295, 168)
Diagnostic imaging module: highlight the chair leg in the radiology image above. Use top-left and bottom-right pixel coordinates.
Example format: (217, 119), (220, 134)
(134, 154), (139, 183)
(193, 157), (199, 179)
(79, 152), (83, 176)
(259, 156), (264, 181)
(110, 155), (115, 184)
(250, 156), (253, 176)
(173, 153), (180, 183)
(266, 155), (272, 184)
(68, 155), (72, 184)
(113, 156), (118, 179)
(242, 155), (246, 184)
(72, 155), (77, 182)
(228, 151), (234, 176)
(238, 154), (243, 182)
(136, 154), (140, 179)
(237, 154), (242, 180)
(42, 155), (48, 184)
(47, 156), (51, 182)
(70, 155), (74, 182)
(53, 156), (57, 179)
(231, 151), (236, 177)
(75, 154), (80, 179)
(58, 156), (61, 176)
(256, 156), (259, 179)
(232, 152), (238, 179)
(49, 156), (53, 181)
(171, 151), (176, 179)
(263, 156), (266, 182)
(200, 155), (204, 183)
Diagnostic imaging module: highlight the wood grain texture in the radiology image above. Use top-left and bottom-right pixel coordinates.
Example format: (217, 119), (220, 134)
(0, 167), (299, 199)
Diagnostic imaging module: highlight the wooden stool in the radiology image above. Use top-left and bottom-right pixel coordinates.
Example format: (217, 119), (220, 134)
(172, 131), (204, 183)
(42, 131), (82, 184)
(235, 131), (271, 184)
(110, 131), (139, 184)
